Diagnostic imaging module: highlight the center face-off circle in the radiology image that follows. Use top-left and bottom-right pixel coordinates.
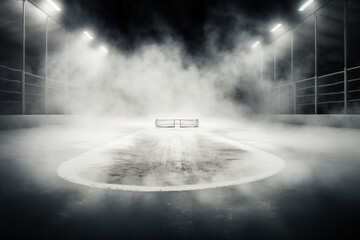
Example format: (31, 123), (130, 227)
(57, 129), (285, 192)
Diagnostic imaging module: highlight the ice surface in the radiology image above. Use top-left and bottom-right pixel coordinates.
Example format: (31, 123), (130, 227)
(57, 128), (284, 192)
(2, 119), (360, 238)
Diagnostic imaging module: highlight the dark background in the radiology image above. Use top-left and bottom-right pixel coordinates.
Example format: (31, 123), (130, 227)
(52, 0), (328, 57)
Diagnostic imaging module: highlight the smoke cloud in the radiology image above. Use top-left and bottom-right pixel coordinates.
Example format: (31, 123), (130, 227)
(47, 27), (277, 119)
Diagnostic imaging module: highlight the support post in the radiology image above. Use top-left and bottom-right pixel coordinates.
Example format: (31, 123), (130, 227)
(260, 51), (264, 82)
(273, 41), (277, 113)
(291, 30), (296, 114)
(45, 16), (49, 114)
(344, 0), (348, 114)
(278, 86), (281, 114)
(81, 42), (85, 113)
(65, 30), (68, 114)
(260, 50), (264, 112)
(273, 41), (277, 86)
(21, 0), (26, 115)
(314, 13), (318, 114)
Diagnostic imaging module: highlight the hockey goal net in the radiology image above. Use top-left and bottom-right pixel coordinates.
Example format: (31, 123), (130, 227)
(155, 119), (199, 128)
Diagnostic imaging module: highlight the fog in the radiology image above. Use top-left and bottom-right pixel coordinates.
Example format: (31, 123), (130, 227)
(1, 110), (360, 238)
(45, 13), (278, 119)
(2, 1), (360, 238)
(2, 120), (360, 212)
(2, 117), (360, 191)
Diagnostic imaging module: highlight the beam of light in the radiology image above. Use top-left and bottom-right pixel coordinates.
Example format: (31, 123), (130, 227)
(252, 41), (260, 48)
(270, 23), (282, 32)
(46, 0), (61, 11)
(299, 0), (314, 11)
(83, 31), (94, 40)
(100, 46), (108, 53)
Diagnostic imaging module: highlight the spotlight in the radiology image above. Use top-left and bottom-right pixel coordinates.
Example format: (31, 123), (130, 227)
(83, 31), (94, 40)
(252, 41), (260, 48)
(299, 0), (314, 11)
(100, 46), (108, 53)
(270, 23), (282, 33)
(46, 0), (61, 11)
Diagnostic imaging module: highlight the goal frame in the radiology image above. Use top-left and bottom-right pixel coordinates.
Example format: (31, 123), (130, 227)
(155, 119), (199, 128)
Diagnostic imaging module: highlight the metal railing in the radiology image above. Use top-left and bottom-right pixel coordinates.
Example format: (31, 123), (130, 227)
(0, 0), (83, 115)
(261, 0), (360, 114)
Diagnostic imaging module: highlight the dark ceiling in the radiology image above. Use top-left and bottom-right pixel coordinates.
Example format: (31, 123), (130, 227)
(34, 0), (330, 56)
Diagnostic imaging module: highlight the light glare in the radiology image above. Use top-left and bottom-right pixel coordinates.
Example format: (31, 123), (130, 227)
(252, 41), (260, 48)
(83, 31), (94, 40)
(46, 0), (61, 11)
(271, 23), (282, 32)
(101, 46), (108, 53)
(299, 0), (314, 11)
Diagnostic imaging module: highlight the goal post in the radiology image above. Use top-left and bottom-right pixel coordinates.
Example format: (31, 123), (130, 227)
(179, 119), (199, 128)
(155, 119), (199, 128)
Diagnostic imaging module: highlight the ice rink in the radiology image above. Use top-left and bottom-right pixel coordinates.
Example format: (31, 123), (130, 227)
(58, 127), (284, 191)
(1, 119), (360, 239)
